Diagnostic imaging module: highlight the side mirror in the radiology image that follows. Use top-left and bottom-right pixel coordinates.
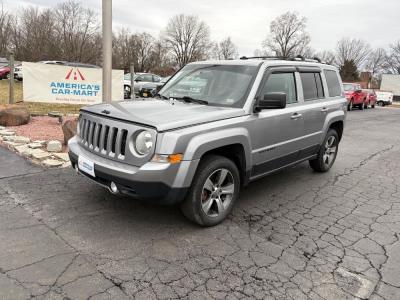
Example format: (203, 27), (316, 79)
(355, 89), (362, 93)
(255, 92), (287, 111)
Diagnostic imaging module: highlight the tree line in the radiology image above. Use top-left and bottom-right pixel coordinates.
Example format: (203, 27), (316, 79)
(0, 1), (399, 82)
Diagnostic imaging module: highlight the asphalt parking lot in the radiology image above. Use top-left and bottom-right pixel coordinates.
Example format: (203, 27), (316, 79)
(1, 107), (400, 300)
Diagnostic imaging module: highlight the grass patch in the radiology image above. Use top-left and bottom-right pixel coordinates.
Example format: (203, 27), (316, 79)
(0, 80), (83, 115)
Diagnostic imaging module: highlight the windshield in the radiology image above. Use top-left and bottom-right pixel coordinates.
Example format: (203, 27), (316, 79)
(343, 84), (355, 91)
(158, 64), (259, 108)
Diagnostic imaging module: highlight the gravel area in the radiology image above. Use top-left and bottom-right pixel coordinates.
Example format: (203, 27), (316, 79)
(8, 116), (74, 146)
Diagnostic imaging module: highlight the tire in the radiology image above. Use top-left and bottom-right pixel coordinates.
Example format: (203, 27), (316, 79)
(309, 129), (339, 173)
(180, 155), (240, 227)
(364, 102), (369, 109)
(347, 100), (353, 111)
(371, 103), (375, 108)
(378, 101), (384, 107)
(359, 103), (364, 110)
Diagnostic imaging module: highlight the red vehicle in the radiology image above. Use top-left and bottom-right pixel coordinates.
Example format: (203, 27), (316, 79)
(0, 66), (10, 80)
(362, 89), (377, 109)
(343, 83), (368, 111)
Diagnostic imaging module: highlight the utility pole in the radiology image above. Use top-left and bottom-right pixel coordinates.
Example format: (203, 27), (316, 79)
(9, 53), (14, 104)
(130, 64), (135, 100)
(102, 0), (112, 103)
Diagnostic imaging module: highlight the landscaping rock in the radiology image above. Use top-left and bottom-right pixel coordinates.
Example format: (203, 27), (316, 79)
(3, 136), (30, 144)
(47, 140), (62, 152)
(33, 140), (46, 145)
(0, 107), (30, 126)
(53, 153), (70, 162)
(43, 159), (64, 168)
(15, 145), (30, 154)
(3, 141), (24, 148)
(27, 143), (43, 149)
(31, 149), (51, 161)
(62, 118), (78, 145)
(0, 130), (16, 136)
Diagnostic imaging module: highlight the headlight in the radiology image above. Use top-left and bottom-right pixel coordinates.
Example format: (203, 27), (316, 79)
(135, 131), (153, 155)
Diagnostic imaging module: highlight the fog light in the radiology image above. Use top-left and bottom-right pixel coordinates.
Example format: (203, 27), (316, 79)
(110, 182), (118, 194)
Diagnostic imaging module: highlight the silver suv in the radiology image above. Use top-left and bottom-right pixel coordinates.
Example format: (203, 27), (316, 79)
(68, 57), (347, 226)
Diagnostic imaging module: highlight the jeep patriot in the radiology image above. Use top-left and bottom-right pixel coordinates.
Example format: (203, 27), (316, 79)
(69, 57), (347, 226)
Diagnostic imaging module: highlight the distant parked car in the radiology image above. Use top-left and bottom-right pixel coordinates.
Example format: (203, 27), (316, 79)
(362, 89), (377, 109)
(124, 73), (162, 98)
(375, 91), (394, 106)
(138, 76), (171, 98)
(0, 66), (10, 80)
(14, 65), (23, 81)
(343, 83), (368, 111)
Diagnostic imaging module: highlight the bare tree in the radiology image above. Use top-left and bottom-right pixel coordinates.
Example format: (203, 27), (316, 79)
(263, 12), (311, 58)
(11, 7), (59, 61)
(213, 37), (238, 60)
(163, 14), (212, 67)
(135, 32), (155, 72)
(314, 50), (336, 64)
(0, 3), (12, 57)
(54, 0), (100, 64)
(385, 41), (400, 74)
(335, 38), (371, 69)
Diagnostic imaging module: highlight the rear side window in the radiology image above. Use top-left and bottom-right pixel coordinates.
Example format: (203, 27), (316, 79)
(262, 73), (297, 104)
(324, 70), (342, 97)
(300, 72), (324, 101)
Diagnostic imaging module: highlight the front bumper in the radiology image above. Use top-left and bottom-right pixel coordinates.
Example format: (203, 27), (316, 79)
(68, 137), (199, 205)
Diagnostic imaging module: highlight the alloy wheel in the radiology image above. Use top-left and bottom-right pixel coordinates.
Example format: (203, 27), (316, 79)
(201, 168), (235, 218)
(323, 136), (337, 168)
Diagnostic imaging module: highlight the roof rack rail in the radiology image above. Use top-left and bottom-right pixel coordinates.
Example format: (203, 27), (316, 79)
(239, 55), (328, 65)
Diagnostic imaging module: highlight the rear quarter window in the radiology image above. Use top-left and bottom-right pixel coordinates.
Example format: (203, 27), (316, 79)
(324, 70), (342, 97)
(300, 72), (324, 101)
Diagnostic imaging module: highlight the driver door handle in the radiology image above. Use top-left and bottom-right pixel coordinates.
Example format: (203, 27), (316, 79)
(291, 113), (302, 120)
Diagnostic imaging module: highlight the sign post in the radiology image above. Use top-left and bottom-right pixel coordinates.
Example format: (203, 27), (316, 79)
(102, 0), (112, 103)
(9, 53), (14, 104)
(130, 64), (135, 100)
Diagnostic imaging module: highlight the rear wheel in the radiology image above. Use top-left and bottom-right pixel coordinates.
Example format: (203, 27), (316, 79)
(359, 103), (364, 110)
(309, 129), (339, 173)
(180, 155), (240, 227)
(371, 102), (375, 108)
(378, 101), (385, 107)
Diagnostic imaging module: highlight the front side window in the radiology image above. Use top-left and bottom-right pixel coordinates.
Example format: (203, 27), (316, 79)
(301, 72), (324, 101)
(159, 64), (259, 108)
(261, 73), (297, 104)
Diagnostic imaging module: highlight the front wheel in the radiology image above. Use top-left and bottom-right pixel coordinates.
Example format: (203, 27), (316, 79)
(378, 101), (385, 107)
(347, 101), (353, 111)
(180, 155), (240, 227)
(309, 129), (339, 173)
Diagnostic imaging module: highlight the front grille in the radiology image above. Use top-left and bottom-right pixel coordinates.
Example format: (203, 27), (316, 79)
(79, 117), (128, 160)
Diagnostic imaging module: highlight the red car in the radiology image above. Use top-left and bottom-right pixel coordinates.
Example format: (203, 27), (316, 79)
(0, 66), (10, 80)
(343, 83), (368, 111)
(362, 89), (377, 109)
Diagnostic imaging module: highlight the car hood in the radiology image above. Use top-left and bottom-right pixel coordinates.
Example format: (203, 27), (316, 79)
(81, 99), (246, 131)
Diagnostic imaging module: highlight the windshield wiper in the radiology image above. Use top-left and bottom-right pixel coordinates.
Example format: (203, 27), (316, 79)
(155, 93), (169, 100)
(174, 96), (208, 105)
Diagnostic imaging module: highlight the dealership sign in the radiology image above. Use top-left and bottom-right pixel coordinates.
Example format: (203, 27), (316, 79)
(23, 62), (124, 104)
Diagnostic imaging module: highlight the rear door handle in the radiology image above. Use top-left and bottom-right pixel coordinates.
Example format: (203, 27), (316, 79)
(291, 113), (302, 120)
(321, 107), (329, 112)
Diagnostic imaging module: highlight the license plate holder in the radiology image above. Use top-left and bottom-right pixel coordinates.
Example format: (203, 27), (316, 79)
(78, 155), (95, 177)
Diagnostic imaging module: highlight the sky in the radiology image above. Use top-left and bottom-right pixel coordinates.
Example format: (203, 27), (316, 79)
(3, 0), (400, 56)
